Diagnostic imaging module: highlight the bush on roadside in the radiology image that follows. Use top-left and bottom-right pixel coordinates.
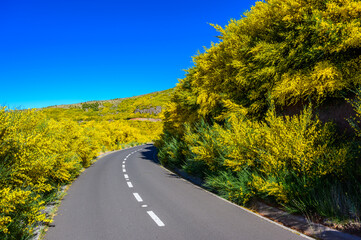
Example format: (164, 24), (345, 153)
(157, 0), (361, 225)
(158, 103), (361, 221)
(0, 107), (163, 239)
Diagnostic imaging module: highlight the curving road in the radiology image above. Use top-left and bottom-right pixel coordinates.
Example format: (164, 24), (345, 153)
(45, 144), (311, 240)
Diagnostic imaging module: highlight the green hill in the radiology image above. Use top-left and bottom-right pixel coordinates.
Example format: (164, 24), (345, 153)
(42, 89), (173, 121)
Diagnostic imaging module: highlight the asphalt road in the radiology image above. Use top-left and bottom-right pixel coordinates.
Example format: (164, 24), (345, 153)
(45, 144), (311, 240)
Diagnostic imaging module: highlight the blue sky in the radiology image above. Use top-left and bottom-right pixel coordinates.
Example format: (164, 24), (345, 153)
(1, 0), (257, 109)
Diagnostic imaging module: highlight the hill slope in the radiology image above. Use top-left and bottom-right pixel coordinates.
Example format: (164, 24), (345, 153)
(42, 89), (173, 121)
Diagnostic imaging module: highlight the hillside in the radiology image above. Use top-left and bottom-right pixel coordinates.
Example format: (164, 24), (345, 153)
(42, 89), (173, 121)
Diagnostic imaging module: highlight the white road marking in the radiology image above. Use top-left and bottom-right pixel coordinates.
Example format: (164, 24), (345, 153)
(124, 174), (129, 179)
(141, 205), (148, 208)
(127, 182), (133, 188)
(122, 165), (125, 168)
(133, 193), (143, 202)
(123, 169), (126, 172)
(147, 211), (165, 227)
(123, 161), (125, 164)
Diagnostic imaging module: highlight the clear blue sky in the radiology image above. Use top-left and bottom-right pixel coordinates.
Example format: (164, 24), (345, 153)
(1, 0), (257, 109)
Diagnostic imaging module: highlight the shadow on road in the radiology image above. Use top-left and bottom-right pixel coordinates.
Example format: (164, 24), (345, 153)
(139, 144), (183, 180)
(139, 144), (160, 164)
(139, 144), (204, 185)
(165, 172), (181, 178)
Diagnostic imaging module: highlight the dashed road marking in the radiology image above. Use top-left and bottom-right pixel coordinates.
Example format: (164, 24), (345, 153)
(133, 193), (143, 202)
(122, 148), (167, 228)
(147, 211), (165, 227)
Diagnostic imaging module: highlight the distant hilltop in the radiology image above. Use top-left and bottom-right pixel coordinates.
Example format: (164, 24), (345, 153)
(44, 90), (167, 109)
(41, 88), (173, 122)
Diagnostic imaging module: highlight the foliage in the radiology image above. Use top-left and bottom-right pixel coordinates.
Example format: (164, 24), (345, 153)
(43, 89), (173, 121)
(157, 0), (361, 224)
(163, 0), (361, 138)
(156, 132), (185, 169)
(0, 89), (168, 239)
(205, 170), (253, 205)
(159, 105), (361, 220)
(348, 88), (361, 137)
(82, 102), (100, 111)
(0, 109), (77, 238)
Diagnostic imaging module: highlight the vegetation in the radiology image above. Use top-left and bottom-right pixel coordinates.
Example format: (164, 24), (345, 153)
(0, 89), (171, 239)
(3, 0), (361, 237)
(43, 89), (173, 121)
(156, 0), (361, 229)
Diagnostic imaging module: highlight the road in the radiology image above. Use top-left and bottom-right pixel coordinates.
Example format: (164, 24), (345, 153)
(45, 144), (311, 240)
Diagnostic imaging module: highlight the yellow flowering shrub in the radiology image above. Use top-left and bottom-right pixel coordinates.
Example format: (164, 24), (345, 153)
(168, 103), (358, 216)
(162, 0), (361, 140)
(252, 175), (288, 203)
(157, 0), (361, 221)
(0, 106), (163, 239)
(183, 121), (226, 171)
(218, 105), (348, 179)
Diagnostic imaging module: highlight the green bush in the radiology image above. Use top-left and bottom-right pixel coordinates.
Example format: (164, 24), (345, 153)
(157, 0), (361, 224)
(158, 103), (361, 221)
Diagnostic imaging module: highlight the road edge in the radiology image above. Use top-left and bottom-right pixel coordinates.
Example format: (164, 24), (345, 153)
(152, 147), (360, 240)
(32, 144), (145, 240)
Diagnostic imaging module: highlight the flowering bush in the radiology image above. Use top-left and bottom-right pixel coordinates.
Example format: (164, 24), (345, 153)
(0, 107), (162, 239)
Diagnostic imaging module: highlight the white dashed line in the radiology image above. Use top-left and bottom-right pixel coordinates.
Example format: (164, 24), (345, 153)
(122, 148), (166, 228)
(147, 211), (165, 227)
(133, 193), (143, 202)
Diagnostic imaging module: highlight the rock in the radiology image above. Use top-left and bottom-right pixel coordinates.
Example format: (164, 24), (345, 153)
(134, 106), (162, 115)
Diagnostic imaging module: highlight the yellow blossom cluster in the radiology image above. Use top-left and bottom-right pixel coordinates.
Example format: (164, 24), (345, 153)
(157, 0), (361, 221)
(0, 107), (162, 238)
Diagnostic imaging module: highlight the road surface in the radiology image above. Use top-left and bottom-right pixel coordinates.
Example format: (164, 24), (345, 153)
(45, 144), (311, 240)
